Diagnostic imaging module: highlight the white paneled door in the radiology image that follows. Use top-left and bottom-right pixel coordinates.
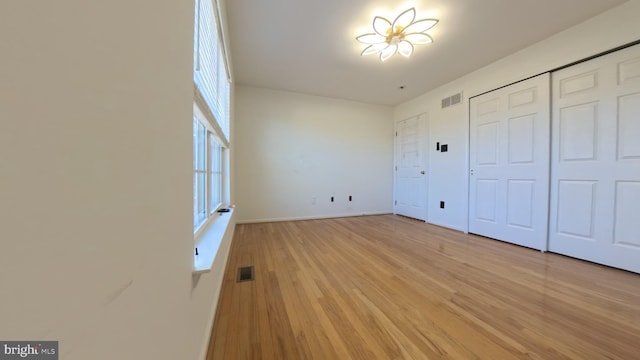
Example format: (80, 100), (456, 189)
(549, 44), (640, 273)
(469, 74), (550, 251)
(394, 114), (428, 221)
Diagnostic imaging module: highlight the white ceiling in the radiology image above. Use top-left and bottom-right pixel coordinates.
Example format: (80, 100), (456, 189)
(224, 0), (627, 106)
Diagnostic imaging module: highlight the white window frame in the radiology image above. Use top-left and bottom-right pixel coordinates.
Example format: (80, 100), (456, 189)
(208, 132), (223, 215)
(192, 0), (233, 276)
(194, 118), (208, 231)
(193, 0), (231, 237)
(193, 106), (227, 234)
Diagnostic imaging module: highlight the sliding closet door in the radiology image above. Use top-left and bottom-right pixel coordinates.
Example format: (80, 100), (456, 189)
(549, 44), (640, 273)
(469, 74), (550, 251)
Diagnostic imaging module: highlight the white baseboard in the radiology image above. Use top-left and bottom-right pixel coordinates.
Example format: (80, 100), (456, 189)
(236, 212), (392, 224)
(426, 219), (465, 232)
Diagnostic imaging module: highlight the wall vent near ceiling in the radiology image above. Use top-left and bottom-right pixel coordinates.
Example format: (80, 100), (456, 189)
(450, 92), (462, 106)
(441, 92), (463, 109)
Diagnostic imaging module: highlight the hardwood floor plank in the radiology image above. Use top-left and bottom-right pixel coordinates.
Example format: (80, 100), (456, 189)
(208, 215), (640, 359)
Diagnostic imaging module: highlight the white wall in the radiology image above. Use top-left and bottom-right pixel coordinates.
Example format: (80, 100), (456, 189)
(395, 0), (640, 232)
(190, 213), (236, 360)
(0, 1), (233, 359)
(235, 86), (393, 222)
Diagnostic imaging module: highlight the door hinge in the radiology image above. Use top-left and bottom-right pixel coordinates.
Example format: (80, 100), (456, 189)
(395, 200), (397, 205)
(395, 131), (398, 136)
(395, 166), (397, 171)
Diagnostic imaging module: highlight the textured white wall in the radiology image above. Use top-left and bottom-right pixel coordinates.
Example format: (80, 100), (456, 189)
(234, 86), (394, 223)
(395, 0), (640, 232)
(0, 1), (232, 359)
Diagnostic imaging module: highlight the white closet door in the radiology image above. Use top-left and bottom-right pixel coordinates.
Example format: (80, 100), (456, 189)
(550, 44), (640, 273)
(394, 114), (428, 221)
(469, 74), (550, 251)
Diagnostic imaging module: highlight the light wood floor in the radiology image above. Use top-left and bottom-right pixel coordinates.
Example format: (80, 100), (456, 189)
(207, 215), (640, 360)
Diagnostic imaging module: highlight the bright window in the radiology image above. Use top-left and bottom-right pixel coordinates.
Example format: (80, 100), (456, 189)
(194, 115), (225, 231)
(193, 0), (230, 233)
(193, 118), (208, 230)
(194, 0), (230, 143)
(209, 133), (222, 214)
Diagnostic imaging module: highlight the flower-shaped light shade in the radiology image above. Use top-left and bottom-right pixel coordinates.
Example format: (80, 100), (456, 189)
(356, 8), (438, 62)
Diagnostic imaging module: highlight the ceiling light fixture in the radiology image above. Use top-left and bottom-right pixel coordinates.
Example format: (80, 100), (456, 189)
(356, 8), (438, 62)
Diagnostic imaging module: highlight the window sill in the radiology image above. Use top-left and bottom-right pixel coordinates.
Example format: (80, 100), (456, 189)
(193, 208), (235, 274)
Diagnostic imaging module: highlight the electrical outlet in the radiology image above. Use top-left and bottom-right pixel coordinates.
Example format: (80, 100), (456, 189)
(440, 201), (445, 209)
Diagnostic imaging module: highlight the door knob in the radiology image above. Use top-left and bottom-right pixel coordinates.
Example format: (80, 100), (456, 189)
(420, 170), (426, 174)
